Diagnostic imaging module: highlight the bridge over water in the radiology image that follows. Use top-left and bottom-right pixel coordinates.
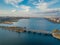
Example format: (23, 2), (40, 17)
(0, 26), (52, 36)
(0, 26), (60, 39)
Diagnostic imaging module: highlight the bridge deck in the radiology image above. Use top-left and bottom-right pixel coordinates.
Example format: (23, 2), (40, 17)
(0, 26), (52, 35)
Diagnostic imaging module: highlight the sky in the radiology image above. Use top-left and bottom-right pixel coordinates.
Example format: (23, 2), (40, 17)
(0, 0), (60, 17)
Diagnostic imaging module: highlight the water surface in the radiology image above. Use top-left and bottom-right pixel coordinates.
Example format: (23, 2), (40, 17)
(0, 18), (60, 45)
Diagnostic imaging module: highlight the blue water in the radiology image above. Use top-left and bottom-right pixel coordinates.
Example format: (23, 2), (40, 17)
(0, 18), (60, 45)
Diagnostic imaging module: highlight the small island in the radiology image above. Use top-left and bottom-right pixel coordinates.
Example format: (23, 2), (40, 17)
(52, 29), (60, 39)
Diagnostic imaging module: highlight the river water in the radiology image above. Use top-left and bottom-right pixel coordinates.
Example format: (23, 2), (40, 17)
(0, 18), (60, 45)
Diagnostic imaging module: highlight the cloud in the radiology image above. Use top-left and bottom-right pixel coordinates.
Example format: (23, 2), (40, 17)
(48, 0), (59, 5)
(2, 0), (60, 17)
(5, 0), (59, 12)
(5, 0), (31, 12)
(29, 0), (59, 12)
(0, 8), (60, 17)
(11, 9), (17, 13)
(19, 5), (30, 12)
(11, 5), (30, 13)
(5, 0), (23, 8)
(36, 2), (48, 11)
(4, 0), (31, 13)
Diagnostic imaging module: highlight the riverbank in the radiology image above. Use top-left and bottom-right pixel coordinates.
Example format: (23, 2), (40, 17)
(45, 18), (60, 24)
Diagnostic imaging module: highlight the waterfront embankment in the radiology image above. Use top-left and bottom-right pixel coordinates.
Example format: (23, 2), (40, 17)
(45, 18), (60, 24)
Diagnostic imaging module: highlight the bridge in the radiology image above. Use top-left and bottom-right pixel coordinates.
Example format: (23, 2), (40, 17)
(1, 26), (60, 39)
(0, 26), (52, 36)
